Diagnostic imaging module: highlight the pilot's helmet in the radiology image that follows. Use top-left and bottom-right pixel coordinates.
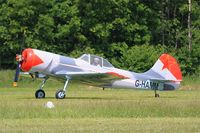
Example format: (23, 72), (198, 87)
(94, 58), (100, 62)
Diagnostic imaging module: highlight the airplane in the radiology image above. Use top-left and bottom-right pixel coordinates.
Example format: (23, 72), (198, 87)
(13, 48), (182, 99)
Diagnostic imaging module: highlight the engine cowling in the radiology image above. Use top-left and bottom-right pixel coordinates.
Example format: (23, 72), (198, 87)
(19, 48), (44, 72)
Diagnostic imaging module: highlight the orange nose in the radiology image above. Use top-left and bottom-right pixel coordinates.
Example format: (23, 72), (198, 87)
(20, 48), (43, 71)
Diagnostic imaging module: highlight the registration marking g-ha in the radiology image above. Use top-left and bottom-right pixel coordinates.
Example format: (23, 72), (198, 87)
(135, 80), (159, 89)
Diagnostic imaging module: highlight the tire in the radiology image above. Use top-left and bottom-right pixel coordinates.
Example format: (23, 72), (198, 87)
(155, 93), (160, 97)
(55, 90), (65, 99)
(35, 89), (45, 99)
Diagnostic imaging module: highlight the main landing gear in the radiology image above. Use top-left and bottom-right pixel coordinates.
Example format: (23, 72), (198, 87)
(154, 89), (160, 97)
(35, 77), (48, 98)
(55, 79), (69, 99)
(35, 77), (70, 99)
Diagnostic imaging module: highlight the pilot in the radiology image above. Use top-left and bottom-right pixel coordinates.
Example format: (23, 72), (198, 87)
(92, 58), (101, 67)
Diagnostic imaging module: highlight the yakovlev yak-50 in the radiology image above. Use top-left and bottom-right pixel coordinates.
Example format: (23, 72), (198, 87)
(14, 48), (182, 99)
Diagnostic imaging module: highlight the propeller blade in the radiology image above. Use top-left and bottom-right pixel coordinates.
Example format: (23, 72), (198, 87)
(13, 29), (26, 87)
(13, 62), (21, 87)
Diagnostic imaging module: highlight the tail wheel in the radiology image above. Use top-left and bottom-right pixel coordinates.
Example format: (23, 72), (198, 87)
(155, 93), (160, 97)
(35, 90), (45, 99)
(55, 90), (65, 99)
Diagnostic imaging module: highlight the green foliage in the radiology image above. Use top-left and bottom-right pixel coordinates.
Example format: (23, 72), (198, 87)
(176, 44), (200, 76)
(0, 0), (199, 76)
(111, 44), (165, 72)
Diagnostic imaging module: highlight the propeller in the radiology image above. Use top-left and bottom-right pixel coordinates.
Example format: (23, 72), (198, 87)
(13, 55), (22, 87)
(13, 29), (26, 87)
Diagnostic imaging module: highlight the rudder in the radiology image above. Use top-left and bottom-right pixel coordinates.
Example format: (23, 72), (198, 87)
(147, 54), (182, 81)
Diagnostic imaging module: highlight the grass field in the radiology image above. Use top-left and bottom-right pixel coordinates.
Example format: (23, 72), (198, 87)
(0, 70), (200, 132)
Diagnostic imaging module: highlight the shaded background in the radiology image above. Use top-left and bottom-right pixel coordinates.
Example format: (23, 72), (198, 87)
(0, 0), (199, 76)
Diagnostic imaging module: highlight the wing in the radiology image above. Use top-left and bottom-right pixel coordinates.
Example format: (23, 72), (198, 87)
(54, 71), (127, 87)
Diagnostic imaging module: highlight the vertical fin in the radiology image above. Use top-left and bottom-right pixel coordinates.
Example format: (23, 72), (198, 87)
(147, 54), (182, 81)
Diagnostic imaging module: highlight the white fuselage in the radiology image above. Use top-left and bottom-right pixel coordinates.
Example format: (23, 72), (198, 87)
(20, 49), (180, 91)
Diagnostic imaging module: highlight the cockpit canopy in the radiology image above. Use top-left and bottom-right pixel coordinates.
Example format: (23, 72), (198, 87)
(78, 54), (114, 68)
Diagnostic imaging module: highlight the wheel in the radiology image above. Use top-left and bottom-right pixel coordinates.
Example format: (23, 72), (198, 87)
(35, 89), (45, 99)
(155, 93), (160, 97)
(55, 90), (65, 99)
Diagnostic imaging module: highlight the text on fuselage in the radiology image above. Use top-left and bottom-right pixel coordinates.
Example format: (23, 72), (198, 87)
(135, 80), (159, 89)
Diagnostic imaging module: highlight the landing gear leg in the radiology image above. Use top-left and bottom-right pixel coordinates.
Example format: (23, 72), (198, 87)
(55, 79), (69, 99)
(154, 89), (159, 97)
(35, 77), (49, 99)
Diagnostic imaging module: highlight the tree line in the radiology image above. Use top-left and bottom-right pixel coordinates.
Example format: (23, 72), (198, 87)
(0, 0), (199, 76)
